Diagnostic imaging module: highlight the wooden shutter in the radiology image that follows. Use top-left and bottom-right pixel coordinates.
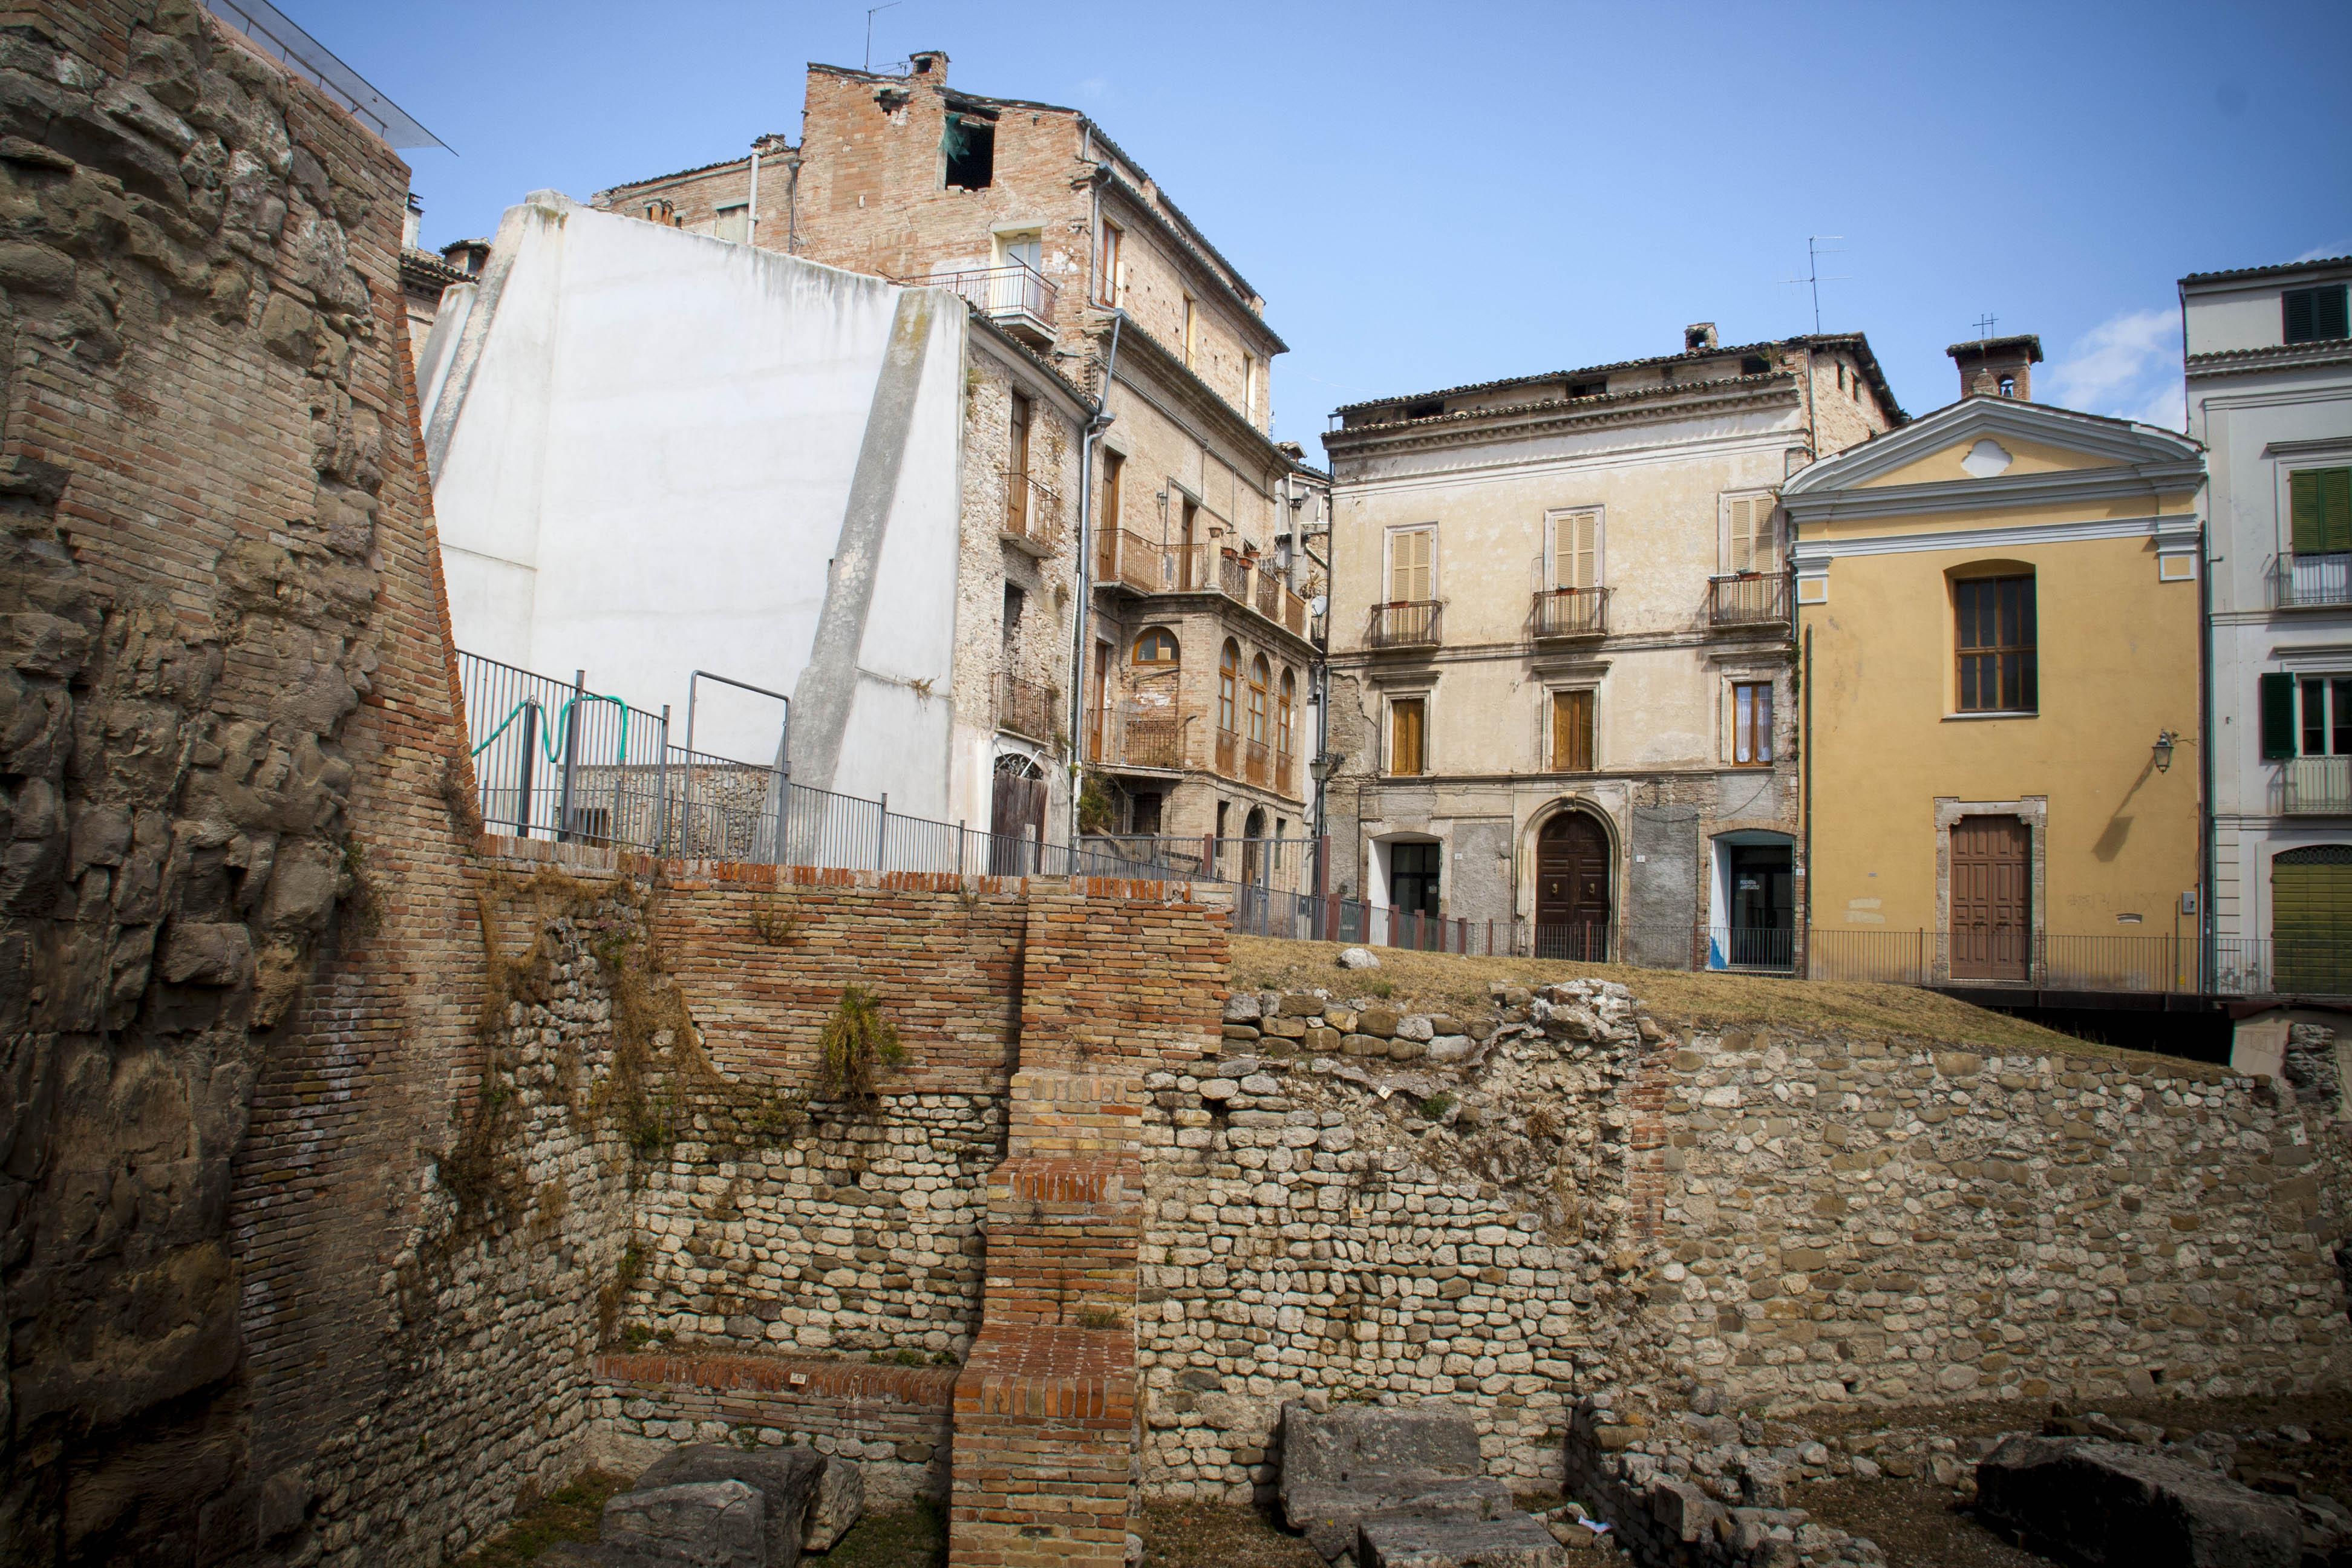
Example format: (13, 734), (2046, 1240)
(1392, 699), (1425, 775)
(2287, 289), (2317, 344)
(1392, 529), (1433, 601)
(2324, 286), (2352, 341)
(1728, 495), (1775, 573)
(2291, 469), (2352, 554)
(2260, 672), (2296, 758)
(1552, 691), (1592, 771)
(1553, 512), (1598, 590)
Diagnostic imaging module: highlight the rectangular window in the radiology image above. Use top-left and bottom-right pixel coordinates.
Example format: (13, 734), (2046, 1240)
(1182, 295), (1198, 367)
(2284, 284), (2350, 344)
(1390, 698), (1426, 776)
(1551, 690), (1593, 772)
(1723, 493), (1779, 573)
(943, 113), (994, 189)
(1099, 221), (1123, 305)
(713, 203), (750, 243)
(2291, 467), (2352, 555)
(2298, 675), (2352, 756)
(1004, 391), (1032, 535)
(1955, 574), (2037, 713)
(1550, 509), (1600, 589)
(1390, 527), (1435, 601)
(1733, 681), (1774, 764)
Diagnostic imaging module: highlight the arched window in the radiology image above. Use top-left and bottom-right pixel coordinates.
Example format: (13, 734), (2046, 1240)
(1217, 641), (1240, 734)
(1133, 627), (1179, 666)
(1277, 670), (1296, 757)
(1248, 655), (1270, 744)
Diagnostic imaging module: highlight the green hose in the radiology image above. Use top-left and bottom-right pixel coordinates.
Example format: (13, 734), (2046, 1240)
(471, 690), (629, 766)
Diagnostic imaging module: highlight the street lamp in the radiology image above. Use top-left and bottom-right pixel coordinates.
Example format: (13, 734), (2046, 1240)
(2152, 730), (2177, 774)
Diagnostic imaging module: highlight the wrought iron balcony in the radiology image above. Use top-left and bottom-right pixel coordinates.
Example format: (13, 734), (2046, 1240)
(901, 261), (1057, 346)
(1532, 586), (1609, 639)
(996, 673), (1056, 742)
(999, 471), (1062, 557)
(1708, 572), (1789, 628)
(2277, 552), (2352, 609)
(1084, 702), (1187, 771)
(2282, 756), (2352, 814)
(1365, 600), (1442, 649)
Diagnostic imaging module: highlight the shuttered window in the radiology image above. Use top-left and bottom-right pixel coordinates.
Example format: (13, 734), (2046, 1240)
(1390, 698), (1426, 776)
(2284, 285), (2350, 344)
(2290, 468), (2352, 555)
(1551, 690), (1593, 772)
(1552, 510), (1600, 589)
(1390, 528), (1435, 601)
(1725, 494), (1779, 573)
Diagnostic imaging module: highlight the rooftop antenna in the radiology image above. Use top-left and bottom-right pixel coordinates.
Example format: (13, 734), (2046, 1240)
(1780, 237), (1847, 335)
(865, 1), (900, 71)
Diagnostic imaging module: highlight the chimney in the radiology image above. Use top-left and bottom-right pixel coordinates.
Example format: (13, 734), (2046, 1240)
(909, 49), (948, 80)
(1946, 334), (2044, 401)
(1684, 321), (1719, 353)
(402, 192), (422, 251)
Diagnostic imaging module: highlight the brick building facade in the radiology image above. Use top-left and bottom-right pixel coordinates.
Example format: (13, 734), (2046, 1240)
(592, 52), (1328, 872)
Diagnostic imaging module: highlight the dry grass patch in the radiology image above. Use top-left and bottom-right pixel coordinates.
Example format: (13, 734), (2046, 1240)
(1228, 936), (2207, 1069)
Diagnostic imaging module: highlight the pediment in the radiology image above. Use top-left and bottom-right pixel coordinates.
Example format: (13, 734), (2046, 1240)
(1784, 397), (2201, 503)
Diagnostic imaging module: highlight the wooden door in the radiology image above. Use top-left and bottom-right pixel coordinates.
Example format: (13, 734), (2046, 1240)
(1950, 814), (2030, 980)
(990, 763), (1047, 875)
(1535, 812), (1610, 959)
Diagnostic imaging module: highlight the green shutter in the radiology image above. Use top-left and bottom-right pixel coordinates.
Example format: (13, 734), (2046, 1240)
(2285, 289), (2317, 344)
(2260, 672), (2296, 759)
(2320, 285), (2351, 342)
(2273, 848), (2352, 995)
(2290, 469), (2352, 554)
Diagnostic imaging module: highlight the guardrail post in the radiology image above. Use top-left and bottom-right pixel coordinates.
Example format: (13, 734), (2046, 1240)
(654, 705), (670, 855)
(877, 792), (889, 872)
(958, 820), (966, 877)
(516, 701), (538, 835)
(557, 670), (583, 843)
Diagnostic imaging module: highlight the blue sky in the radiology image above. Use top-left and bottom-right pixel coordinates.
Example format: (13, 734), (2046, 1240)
(327, 0), (2350, 449)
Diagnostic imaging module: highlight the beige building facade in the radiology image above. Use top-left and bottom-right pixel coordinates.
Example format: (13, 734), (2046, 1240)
(591, 52), (1325, 867)
(1319, 326), (1903, 959)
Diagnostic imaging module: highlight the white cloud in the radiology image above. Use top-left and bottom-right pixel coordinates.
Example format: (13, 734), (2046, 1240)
(2043, 307), (2184, 431)
(2294, 238), (2352, 263)
(1077, 76), (1114, 103)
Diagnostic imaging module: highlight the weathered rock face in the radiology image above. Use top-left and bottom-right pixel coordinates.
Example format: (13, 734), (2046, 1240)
(1973, 1434), (2300, 1567)
(0, 2), (476, 1561)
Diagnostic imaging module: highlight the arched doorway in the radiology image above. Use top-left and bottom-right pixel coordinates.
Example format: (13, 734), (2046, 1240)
(2273, 844), (2352, 994)
(1535, 810), (1611, 959)
(990, 753), (1046, 875)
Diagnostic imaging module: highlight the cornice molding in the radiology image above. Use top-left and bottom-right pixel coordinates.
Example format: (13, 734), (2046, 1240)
(1783, 463), (2204, 524)
(1791, 511), (2200, 566)
(1322, 379), (1805, 464)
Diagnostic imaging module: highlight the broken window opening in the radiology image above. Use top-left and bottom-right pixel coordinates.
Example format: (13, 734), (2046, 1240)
(943, 113), (995, 189)
(1404, 399), (1443, 420)
(1740, 355), (1769, 375)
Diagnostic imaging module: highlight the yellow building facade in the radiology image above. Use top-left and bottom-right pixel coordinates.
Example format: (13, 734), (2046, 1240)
(1783, 396), (2207, 987)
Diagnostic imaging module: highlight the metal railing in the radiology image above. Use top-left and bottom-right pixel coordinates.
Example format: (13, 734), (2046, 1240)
(1001, 471), (1062, 551)
(1708, 572), (1789, 627)
(2276, 551), (2352, 609)
(1091, 535), (1310, 636)
(1085, 703), (1187, 770)
(2281, 756), (2352, 814)
(1534, 586), (1609, 639)
(997, 673), (1056, 742)
(901, 261), (1056, 340)
(1365, 600), (1442, 648)
(463, 652), (668, 846)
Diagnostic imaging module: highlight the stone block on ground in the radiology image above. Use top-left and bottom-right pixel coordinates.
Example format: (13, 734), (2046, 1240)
(634, 1444), (826, 1566)
(1973, 1436), (2299, 1567)
(1281, 1401), (1514, 1561)
(1358, 1512), (1567, 1567)
(800, 1455), (863, 1550)
(600, 1479), (768, 1568)
(1338, 946), (1381, 969)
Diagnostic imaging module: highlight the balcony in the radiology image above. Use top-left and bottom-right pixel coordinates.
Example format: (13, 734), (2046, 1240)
(1091, 533), (1313, 638)
(1084, 702), (1187, 771)
(2277, 552), (2352, 609)
(900, 261), (1057, 347)
(1365, 600), (1442, 649)
(997, 672), (1056, 742)
(1000, 471), (1062, 557)
(1258, 566), (1310, 635)
(1708, 572), (1789, 629)
(2283, 756), (2352, 814)
(1532, 586), (1609, 639)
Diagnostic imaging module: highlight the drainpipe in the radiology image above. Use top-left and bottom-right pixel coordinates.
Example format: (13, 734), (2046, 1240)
(1067, 310), (1123, 846)
(746, 145), (760, 243)
(2197, 480), (2215, 993)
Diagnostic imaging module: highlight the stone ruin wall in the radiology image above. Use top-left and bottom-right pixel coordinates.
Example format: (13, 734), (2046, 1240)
(1134, 983), (2351, 1506)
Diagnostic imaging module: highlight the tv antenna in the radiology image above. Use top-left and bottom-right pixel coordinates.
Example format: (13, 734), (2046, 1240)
(865, 1), (900, 71)
(1973, 313), (1998, 342)
(1781, 237), (1847, 334)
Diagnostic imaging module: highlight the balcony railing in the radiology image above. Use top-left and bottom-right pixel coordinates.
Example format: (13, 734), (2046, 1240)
(997, 673), (1056, 741)
(1000, 471), (1061, 555)
(1708, 571), (1789, 627)
(1092, 534), (1312, 637)
(1244, 737), (1270, 786)
(1365, 600), (1442, 648)
(1214, 726), (1237, 777)
(1533, 586), (1609, 639)
(2282, 756), (2352, 814)
(901, 261), (1057, 345)
(1084, 702), (1187, 770)
(1264, 567), (1308, 634)
(2277, 552), (2352, 609)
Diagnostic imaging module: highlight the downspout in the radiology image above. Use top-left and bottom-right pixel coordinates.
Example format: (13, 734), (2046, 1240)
(2186, 283), (2214, 991)
(1068, 309), (1123, 846)
(746, 145), (760, 242)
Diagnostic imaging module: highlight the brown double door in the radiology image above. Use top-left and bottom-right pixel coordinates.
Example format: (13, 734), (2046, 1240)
(1535, 812), (1611, 959)
(1950, 814), (2030, 980)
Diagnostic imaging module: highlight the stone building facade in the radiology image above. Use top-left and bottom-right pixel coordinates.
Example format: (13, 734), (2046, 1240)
(1316, 327), (1903, 961)
(590, 51), (1328, 869)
